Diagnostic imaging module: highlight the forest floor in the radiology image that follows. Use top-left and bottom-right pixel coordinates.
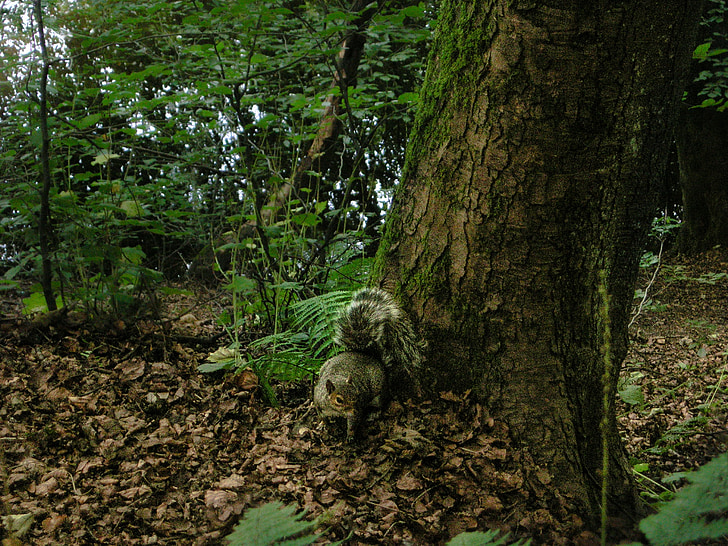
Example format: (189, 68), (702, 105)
(1, 250), (726, 546)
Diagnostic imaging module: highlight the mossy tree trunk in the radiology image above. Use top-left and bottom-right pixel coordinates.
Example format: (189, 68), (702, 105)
(374, 0), (701, 528)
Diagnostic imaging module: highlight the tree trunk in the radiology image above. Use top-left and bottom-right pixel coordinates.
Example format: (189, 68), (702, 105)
(676, 101), (728, 254)
(256, 0), (375, 227)
(675, 0), (728, 255)
(374, 0), (701, 530)
(33, 0), (57, 312)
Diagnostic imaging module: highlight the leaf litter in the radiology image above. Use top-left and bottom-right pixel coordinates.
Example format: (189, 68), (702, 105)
(0, 251), (726, 545)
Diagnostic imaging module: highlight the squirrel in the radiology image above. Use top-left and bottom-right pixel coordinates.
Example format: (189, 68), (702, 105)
(313, 287), (425, 441)
(313, 351), (386, 441)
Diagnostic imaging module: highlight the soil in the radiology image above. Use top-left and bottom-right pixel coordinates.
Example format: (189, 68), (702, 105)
(1, 251), (726, 545)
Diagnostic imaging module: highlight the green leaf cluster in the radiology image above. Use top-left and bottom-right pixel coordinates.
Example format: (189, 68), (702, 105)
(1, 0), (433, 320)
(447, 530), (531, 545)
(200, 290), (355, 399)
(638, 453), (728, 546)
(224, 501), (344, 546)
(691, 0), (728, 110)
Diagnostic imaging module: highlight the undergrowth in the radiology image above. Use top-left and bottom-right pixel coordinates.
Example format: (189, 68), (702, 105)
(627, 452), (728, 546)
(199, 290), (355, 405)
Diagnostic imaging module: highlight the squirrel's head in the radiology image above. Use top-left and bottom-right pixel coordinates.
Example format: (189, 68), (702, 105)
(325, 378), (356, 415)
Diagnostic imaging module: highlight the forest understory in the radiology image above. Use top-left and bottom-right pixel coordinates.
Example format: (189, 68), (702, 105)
(1, 251), (726, 545)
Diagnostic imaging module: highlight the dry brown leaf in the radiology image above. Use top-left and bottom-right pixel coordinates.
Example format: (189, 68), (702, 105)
(115, 359), (145, 382)
(204, 490), (237, 509)
(32, 477), (58, 497)
(218, 474), (246, 489)
(395, 474), (422, 491)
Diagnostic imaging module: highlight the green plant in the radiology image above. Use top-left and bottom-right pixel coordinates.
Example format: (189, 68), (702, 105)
(643, 416), (711, 457)
(245, 290), (353, 377)
(446, 530), (531, 545)
(224, 501), (345, 546)
(639, 453), (728, 546)
(691, 0), (728, 111)
(224, 501), (530, 546)
(685, 319), (719, 352)
(632, 462), (677, 504)
(200, 290), (356, 405)
(648, 215), (682, 243)
(701, 353), (727, 413)
(1, 0), (430, 322)
(694, 271), (728, 284)
(631, 215), (678, 326)
(618, 371), (646, 409)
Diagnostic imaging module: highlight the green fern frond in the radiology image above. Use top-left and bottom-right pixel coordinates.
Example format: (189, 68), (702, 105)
(203, 291), (356, 391)
(640, 452), (728, 546)
(224, 501), (318, 546)
(290, 290), (351, 340)
(264, 290), (353, 362)
(242, 291), (355, 382)
(447, 530), (531, 545)
(225, 501), (344, 546)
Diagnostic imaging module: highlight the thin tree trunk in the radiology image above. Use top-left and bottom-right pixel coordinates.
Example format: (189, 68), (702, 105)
(33, 0), (57, 312)
(258, 0), (375, 226)
(374, 0), (701, 530)
(189, 2), (378, 280)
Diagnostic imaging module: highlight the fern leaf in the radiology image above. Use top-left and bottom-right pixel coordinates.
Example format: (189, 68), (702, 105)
(225, 501), (320, 546)
(447, 530), (531, 545)
(640, 453), (728, 546)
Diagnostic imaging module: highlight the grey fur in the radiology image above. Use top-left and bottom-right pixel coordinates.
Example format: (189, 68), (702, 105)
(335, 288), (424, 396)
(313, 351), (385, 441)
(313, 288), (425, 441)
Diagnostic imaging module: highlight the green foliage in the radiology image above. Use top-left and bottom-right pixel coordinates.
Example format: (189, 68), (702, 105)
(648, 416), (710, 454)
(244, 289), (354, 377)
(662, 265), (728, 285)
(225, 501), (529, 546)
(446, 530), (531, 545)
(638, 453), (728, 546)
(618, 371), (645, 409)
(632, 215), (680, 320)
(648, 215), (682, 243)
(224, 501), (344, 546)
(1, 0), (432, 321)
(634, 215), (728, 322)
(632, 462), (678, 504)
(691, 0), (728, 110)
(200, 289), (356, 404)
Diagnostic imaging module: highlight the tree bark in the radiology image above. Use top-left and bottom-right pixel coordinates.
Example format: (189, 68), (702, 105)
(374, 0), (701, 529)
(675, 0), (728, 254)
(33, 0), (57, 312)
(676, 100), (728, 254)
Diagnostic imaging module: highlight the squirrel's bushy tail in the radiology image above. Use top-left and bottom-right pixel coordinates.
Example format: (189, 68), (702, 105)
(335, 288), (425, 397)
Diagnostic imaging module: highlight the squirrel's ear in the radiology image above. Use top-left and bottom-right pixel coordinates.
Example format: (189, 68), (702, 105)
(325, 379), (336, 394)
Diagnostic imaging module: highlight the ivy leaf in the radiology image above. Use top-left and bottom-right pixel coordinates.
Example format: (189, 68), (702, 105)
(91, 151), (120, 165)
(618, 384), (644, 406)
(120, 200), (145, 217)
(693, 42), (711, 60)
(292, 212), (321, 227)
(397, 91), (419, 104)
